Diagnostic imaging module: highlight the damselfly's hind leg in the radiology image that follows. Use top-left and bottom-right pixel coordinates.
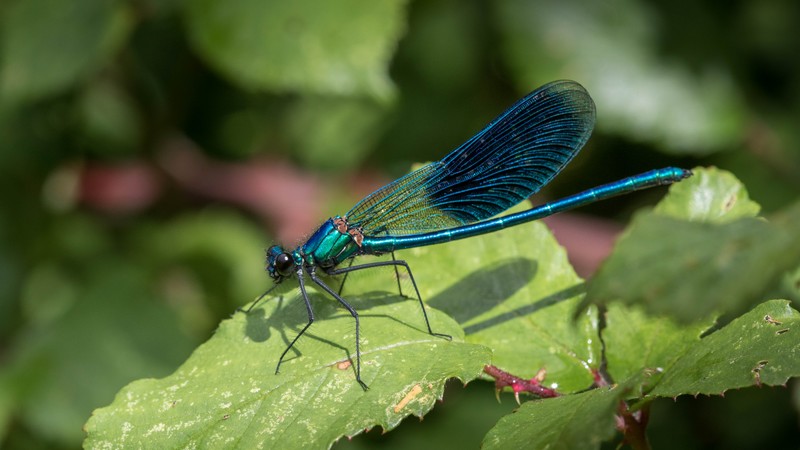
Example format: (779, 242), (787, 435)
(325, 259), (451, 340)
(337, 252), (403, 297)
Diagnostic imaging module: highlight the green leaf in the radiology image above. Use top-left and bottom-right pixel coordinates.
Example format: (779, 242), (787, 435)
(588, 299), (800, 445)
(182, 0), (408, 100)
(648, 300), (800, 397)
(0, 370), (16, 444)
(780, 264), (800, 303)
(481, 387), (623, 450)
(653, 167), (761, 222)
(84, 295), (490, 448)
(285, 97), (388, 171)
(401, 208), (598, 393)
(494, 0), (744, 154)
(84, 202), (594, 446)
(141, 209), (268, 304)
(76, 79), (142, 157)
(603, 303), (715, 394)
(589, 212), (800, 321)
(482, 299), (800, 449)
(0, 0), (134, 104)
(588, 169), (800, 321)
(604, 300), (800, 399)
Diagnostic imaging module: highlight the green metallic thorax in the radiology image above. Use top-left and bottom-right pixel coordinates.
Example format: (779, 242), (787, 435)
(300, 217), (361, 269)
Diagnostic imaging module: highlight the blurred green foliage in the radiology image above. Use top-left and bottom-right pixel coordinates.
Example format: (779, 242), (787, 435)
(0, 0), (798, 448)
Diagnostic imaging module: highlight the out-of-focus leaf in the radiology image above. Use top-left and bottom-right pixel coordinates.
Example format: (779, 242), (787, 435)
(0, 238), (20, 334)
(495, 0), (745, 154)
(138, 0), (185, 17)
(589, 209), (800, 321)
(780, 264), (800, 303)
(76, 79), (142, 157)
(0, 370), (15, 444)
(213, 106), (288, 159)
(84, 294), (490, 449)
(182, 0), (408, 100)
(136, 210), (269, 336)
(794, 378), (800, 422)
(653, 167), (761, 223)
(588, 168), (800, 321)
(482, 387), (623, 450)
(285, 97), (388, 171)
(394, 0), (484, 93)
(0, 0), (134, 104)
(19, 263), (78, 327)
(142, 209), (268, 304)
(5, 261), (195, 445)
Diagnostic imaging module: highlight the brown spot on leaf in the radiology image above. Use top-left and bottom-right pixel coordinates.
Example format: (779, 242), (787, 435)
(764, 314), (782, 325)
(752, 360), (768, 387)
(337, 360), (352, 370)
(723, 194), (736, 211)
(393, 384), (423, 413)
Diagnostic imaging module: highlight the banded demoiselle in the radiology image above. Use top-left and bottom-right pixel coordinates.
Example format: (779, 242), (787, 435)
(245, 80), (691, 389)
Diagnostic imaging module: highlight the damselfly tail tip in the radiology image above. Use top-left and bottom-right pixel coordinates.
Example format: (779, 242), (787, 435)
(664, 167), (693, 182)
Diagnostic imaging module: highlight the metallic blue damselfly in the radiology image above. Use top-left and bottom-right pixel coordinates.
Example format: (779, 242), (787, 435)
(244, 80), (691, 389)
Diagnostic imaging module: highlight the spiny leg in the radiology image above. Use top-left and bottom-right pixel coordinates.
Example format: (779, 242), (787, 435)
(325, 260), (451, 340)
(338, 253), (403, 298)
(308, 269), (369, 390)
(275, 268), (315, 375)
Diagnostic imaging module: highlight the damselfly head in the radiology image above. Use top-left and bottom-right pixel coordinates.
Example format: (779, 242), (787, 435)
(265, 245), (295, 280)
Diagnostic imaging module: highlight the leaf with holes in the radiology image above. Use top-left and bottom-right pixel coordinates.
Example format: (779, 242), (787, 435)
(646, 300), (800, 397)
(604, 300), (800, 399)
(481, 299), (800, 449)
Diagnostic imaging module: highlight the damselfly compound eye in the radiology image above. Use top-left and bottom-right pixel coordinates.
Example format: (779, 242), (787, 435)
(274, 253), (294, 277)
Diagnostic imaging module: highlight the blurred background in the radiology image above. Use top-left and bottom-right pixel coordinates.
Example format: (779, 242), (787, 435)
(1, 0), (799, 448)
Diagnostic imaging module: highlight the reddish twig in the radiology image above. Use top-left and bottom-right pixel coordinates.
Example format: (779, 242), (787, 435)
(483, 365), (559, 403)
